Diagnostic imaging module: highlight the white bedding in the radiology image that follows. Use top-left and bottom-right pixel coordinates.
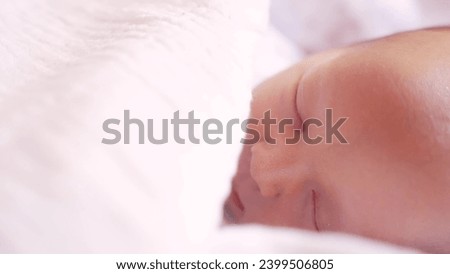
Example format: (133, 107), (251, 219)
(0, 0), (446, 253)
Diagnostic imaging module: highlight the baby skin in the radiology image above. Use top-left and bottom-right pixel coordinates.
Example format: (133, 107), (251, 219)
(223, 28), (450, 253)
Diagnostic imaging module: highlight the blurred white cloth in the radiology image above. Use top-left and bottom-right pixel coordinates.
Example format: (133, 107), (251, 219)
(0, 0), (269, 252)
(270, 0), (450, 54)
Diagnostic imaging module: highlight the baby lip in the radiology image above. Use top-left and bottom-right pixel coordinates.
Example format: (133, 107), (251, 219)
(230, 188), (245, 211)
(223, 189), (245, 224)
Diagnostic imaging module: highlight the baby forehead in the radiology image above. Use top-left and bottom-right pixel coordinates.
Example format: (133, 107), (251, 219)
(249, 58), (403, 123)
(331, 59), (448, 122)
(250, 64), (307, 119)
(250, 44), (450, 138)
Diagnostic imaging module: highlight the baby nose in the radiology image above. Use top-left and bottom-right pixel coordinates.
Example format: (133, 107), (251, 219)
(250, 141), (312, 197)
(250, 142), (283, 197)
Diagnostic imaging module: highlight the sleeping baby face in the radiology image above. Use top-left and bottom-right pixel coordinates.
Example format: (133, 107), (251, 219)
(223, 29), (450, 253)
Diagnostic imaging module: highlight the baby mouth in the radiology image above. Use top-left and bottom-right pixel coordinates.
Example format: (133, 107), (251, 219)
(223, 189), (245, 224)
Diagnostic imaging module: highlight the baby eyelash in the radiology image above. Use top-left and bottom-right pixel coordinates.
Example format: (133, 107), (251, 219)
(312, 190), (320, 232)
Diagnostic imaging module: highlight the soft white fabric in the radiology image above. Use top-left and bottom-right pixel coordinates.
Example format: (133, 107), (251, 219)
(2, 0), (446, 253)
(207, 226), (415, 253)
(271, 0), (450, 54)
(0, 0), (269, 252)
